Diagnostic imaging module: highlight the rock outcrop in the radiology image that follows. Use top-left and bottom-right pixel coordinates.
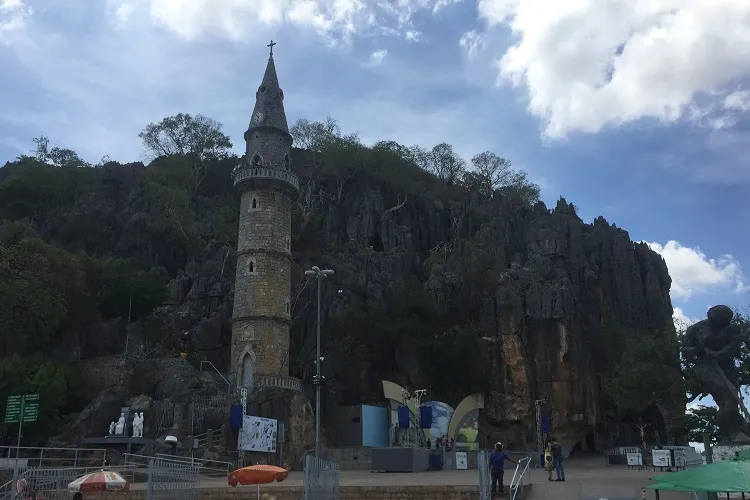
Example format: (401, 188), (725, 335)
(0, 151), (684, 454)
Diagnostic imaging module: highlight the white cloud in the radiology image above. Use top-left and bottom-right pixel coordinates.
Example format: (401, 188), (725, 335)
(672, 306), (698, 331)
(724, 91), (750, 112)
(477, 0), (750, 137)
(0, 0), (32, 40)
(647, 240), (747, 300)
(110, 0), (459, 43)
(369, 49), (387, 65)
(459, 30), (486, 60)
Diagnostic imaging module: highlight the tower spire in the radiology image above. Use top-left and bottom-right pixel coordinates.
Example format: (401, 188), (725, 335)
(246, 41), (289, 136)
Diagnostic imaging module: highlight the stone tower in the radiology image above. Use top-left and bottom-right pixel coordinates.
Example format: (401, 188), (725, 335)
(231, 42), (300, 390)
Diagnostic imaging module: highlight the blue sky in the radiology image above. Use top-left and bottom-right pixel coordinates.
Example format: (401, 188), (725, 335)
(1, 0), (749, 337)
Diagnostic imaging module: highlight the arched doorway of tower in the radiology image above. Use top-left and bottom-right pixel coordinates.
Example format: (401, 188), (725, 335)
(238, 347), (257, 390)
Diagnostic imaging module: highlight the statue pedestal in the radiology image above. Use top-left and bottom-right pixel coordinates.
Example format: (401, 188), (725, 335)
(712, 444), (750, 461)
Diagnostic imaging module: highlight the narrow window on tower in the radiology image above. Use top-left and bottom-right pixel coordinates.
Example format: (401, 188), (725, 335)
(285, 236), (291, 251)
(249, 194), (260, 212)
(247, 259), (256, 275)
(285, 300), (290, 314)
(284, 153), (290, 170)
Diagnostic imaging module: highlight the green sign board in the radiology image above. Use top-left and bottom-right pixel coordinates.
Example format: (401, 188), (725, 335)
(22, 394), (39, 423)
(4, 394), (39, 424)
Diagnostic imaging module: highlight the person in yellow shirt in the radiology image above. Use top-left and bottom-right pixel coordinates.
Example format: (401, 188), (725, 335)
(544, 437), (553, 481)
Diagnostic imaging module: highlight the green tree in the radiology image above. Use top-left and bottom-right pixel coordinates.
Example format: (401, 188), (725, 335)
(139, 113), (233, 195)
(81, 258), (168, 321)
(605, 331), (685, 412)
(410, 143), (465, 185)
(685, 405), (721, 445)
(0, 234), (84, 356)
(290, 116), (358, 152)
(29, 136), (91, 168)
(466, 151), (541, 204)
(0, 356), (78, 437)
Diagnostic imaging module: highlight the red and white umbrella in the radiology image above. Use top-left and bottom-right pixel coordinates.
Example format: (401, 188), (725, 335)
(67, 470), (130, 493)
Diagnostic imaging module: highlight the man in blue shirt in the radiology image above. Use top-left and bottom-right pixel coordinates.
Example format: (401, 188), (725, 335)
(489, 442), (517, 497)
(551, 437), (565, 481)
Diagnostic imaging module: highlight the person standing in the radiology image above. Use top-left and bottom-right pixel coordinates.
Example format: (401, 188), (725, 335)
(489, 442), (517, 498)
(550, 437), (565, 481)
(544, 437), (554, 481)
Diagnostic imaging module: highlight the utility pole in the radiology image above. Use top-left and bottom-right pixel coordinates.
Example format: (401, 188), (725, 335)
(304, 266), (334, 458)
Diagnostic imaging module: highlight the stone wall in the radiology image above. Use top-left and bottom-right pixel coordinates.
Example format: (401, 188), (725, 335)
(322, 447), (372, 470)
(85, 484), (524, 500)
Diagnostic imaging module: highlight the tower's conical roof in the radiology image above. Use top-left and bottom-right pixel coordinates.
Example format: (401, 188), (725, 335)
(248, 45), (289, 134)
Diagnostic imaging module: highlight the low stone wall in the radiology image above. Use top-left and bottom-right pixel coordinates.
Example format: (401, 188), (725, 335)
(322, 447), (373, 470)
(85, 484), (530, 500)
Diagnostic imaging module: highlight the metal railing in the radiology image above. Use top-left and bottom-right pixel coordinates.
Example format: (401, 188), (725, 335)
(304, 455), (340, 500)
(191, 425), (226, 449)
(124, 453), (231, 477)
(0, 447), (107, 469)
(146, 458), (200, 500)
(509, 456), (531, 500)
(154, 453), (233, 474)
(0, 465), (135, 500)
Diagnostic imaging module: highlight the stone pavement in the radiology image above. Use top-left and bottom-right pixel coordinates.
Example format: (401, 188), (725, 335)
(126, 455), (693, 499)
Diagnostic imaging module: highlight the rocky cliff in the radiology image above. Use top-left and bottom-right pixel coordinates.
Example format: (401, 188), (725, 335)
(0, 142), (684, 454)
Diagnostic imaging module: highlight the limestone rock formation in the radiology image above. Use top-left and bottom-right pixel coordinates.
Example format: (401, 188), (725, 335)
(0, 142), (683, 455)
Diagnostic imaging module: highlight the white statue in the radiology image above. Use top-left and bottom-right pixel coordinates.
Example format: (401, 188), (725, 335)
(131, 412), (145, 438)
(115, 413), (126, 435)
(108, 422), (115, 435)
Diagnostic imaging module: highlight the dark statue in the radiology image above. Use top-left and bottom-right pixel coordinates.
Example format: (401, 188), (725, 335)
(683, 305), (749, 443)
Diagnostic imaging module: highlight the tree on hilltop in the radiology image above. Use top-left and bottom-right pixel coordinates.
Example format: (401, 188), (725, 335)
(139, 113), (233, 196)
(19, 136), (91, 168)
(469, 151), (541, 204)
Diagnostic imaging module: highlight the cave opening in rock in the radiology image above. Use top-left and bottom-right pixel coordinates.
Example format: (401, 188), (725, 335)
(585, 431), (595, 451)
(369, 232), (384, 252)
(642, 405), (667, 444)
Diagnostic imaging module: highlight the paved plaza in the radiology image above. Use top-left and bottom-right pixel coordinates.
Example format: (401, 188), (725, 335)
(126, 455), (693, 499)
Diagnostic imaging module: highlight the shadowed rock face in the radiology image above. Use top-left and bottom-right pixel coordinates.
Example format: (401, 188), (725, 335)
(0, 154), (681, 451)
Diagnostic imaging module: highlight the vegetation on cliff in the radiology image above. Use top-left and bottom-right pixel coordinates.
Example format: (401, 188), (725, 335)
(0, 112), (709, 445)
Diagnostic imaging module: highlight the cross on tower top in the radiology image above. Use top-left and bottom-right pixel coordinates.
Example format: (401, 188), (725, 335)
(267, 40), (277, 56)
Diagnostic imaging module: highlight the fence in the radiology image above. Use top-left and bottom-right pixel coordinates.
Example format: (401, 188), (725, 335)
(0, 466), (123, 500)
(304, 455), (340, 500)
(477, 449), (491, 500)
(146, 458), (200, 500)
(509, 456), (531, 500)
(0, 447), (107, 469)
(123, 453), (230, 477)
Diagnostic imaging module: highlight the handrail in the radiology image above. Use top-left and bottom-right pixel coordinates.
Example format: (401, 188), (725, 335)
(154, 453), (232, 471)
(123, 453), (230, 477)
(509, 456), (531, 500)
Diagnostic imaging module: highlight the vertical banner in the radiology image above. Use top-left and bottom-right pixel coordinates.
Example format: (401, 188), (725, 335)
(229, 404), (243, 430)
(419, 405), (433, 429)
(397, 406), (410, 429)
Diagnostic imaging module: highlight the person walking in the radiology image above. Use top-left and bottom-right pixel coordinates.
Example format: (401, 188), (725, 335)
(550, 437), (565, 481)
(489, 442), (517, 498)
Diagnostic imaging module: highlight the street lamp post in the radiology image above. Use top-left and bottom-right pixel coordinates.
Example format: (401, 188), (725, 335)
(304, 265), (334, 458)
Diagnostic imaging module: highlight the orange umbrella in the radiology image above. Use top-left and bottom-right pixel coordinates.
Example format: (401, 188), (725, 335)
(228, 465), (288, 499)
